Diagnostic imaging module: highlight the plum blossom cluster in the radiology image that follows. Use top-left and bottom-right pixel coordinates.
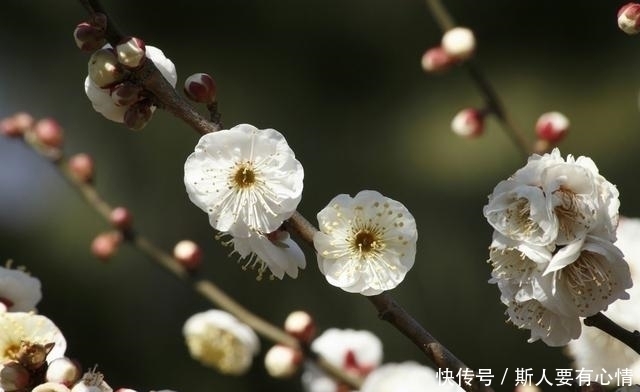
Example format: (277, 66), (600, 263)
(184, 124), (306, 279)
(483, 148), (632, 346)
(314, 190), (418, 296)
(567, 217), (640, 383)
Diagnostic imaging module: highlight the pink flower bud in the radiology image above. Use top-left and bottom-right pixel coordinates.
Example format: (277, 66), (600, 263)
(0, 362), (30, 392)
(74, 22), (106, 52)
(535, 111), (569, 143)
(91, 231), (122, 261)
(46, 357), (81, 387)
(421, 46), (457, 73)
(68, 153), (95, 183)
(110, 82), (143, 107)
(88, 48), (126, 88)
(109, 207), (133, 230)
(1, 112), (35, 138)
(116, 37), (146, 69)
(441, 27), (476, 60)
(173, 240), (203, 270)
(123, 101), (153, 131)
(34, 118), (64, 148)
(264, 345), (302, 379)
(184, 73), (217, 103)
(618, 3), (640, 35)
(451, 108), (484, 138)
(284, 310), (316, 343)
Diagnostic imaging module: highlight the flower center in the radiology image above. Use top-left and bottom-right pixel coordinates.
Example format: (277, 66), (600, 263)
(189, 326), (248, 374)
(562, 251), (610, 296)
(232, 163), (256, 188)
(351, 228), (384, 259)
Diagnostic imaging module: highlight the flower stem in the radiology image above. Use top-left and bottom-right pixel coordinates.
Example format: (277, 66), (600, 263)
(584, 312), (640, 355)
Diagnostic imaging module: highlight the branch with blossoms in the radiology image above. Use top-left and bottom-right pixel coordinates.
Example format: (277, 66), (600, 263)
(4, 2), (640, 392)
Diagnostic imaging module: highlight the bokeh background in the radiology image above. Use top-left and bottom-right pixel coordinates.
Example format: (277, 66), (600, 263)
(2, 1), (640, 391)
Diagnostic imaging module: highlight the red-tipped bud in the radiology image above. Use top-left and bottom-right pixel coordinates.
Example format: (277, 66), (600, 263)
(451, 108), (484, 138)
(264, 345), (302, 379)
(184, 73), (217, 103)
(73, 22), (106, 52)
(421, 46), (457, 73)
(123, 101), (153, 131)
(88, 48), (126, 88)
(68, 153), (95, 183)
(90, 13), (108, 31)
(0, 362), (30, 392)
(109, 207), (133, 230)
(46, 357), (81, 387)
(34, 118), (64, 148)
(91, 231), (122, 261)
(1, 113), (33, 137)
(284, 310), (316, 343)
(116, 37), (146, 69)
(173, 240), (203, 270)
(111, 82), (143, 107)
(441, 27), (476, 60)
(618, 3), (640, 35)
(535, 111), (569, 143)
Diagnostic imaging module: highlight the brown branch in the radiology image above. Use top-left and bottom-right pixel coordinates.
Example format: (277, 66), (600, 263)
(584, 312), (640, 355)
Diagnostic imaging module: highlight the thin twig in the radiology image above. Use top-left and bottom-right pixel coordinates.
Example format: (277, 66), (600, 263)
(424, 0), (531, 157)
(584, 312), (640, 355)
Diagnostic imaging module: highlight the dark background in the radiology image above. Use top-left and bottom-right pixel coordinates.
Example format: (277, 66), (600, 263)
(1, 1), (640, 391)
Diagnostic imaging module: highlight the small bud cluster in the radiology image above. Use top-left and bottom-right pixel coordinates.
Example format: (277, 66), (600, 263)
(421, 26), (476, 73)
(0, 113), (65, 158)
(263, 311), (315, 380)
(76, 13), (178, 130)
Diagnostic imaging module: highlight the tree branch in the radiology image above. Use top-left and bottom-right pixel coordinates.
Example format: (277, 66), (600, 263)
(584, 312), (640, 355)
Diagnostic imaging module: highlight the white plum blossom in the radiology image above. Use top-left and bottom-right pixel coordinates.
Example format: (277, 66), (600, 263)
(484, 148), (629, 346)
(182, 309), (259, 375)
(567, 217), (640, 383)
(0, 264), (42, 312)
(184, 124), (304, 238)
(360, 362), (464, 392)
(303, 328), (382, 392)
(0, 312), (67, 364)
(314, 190), (417, 296)
(230, 229), (306, 279)
(84, 45), (177, 123)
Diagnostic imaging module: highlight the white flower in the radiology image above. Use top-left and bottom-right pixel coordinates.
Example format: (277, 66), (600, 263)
(314, 190), (417, 296)
(84, 45), (177, 123)
(184, 124), (304, 238)
(566, 217), (640, 383)
(0, 264), (41, 312)
(231, 229), (306, 279)
(360, 362), (463, 392)
(0, 312), (66, 364)
(303, 328), (382, 392)
(182, 309), (259, 375)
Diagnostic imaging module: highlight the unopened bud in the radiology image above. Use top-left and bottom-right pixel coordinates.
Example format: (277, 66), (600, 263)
(91, 231), (122, 261)
(184, 73), (217, 103)
(441, 27), (476, 60)
(34, 118), (64, 148)
(0, 361), (30, 392)
(421, 46), (457, 73)
(284, 310), (316, 343)
(33, 383), (72, 392)
(123, 101), (153, 131)
(68, 153), (95, 183)
(264, 345), (302, 379)
(114, 389), (138, 392)
(88, 48), (126, 88)
(1, 112), (34, 138)
(173, 240), (203, 270)
(109, 207), (133, 230)
(535, 111), (569, 143)
(90, 13), (108, 31)
(618, 3), (640, 35)
(111, 83), (142, 107)
(451, 108), (484, 138)
(116, 37), (146, 69)
(74, 22), (106, 52)
(46, 357), (81, 387)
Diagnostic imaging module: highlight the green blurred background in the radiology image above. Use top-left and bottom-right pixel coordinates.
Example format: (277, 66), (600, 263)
(2, 1), (640, 391)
